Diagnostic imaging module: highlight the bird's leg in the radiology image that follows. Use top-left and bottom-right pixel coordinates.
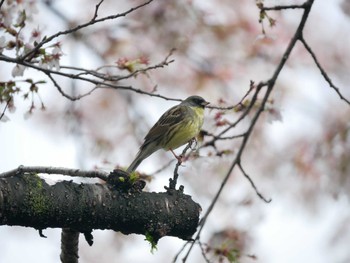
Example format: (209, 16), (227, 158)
(170, 148), (183, 163)
(170, 138), (198, 164)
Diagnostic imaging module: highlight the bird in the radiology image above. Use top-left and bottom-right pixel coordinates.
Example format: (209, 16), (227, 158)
(126, 95), (209, 173)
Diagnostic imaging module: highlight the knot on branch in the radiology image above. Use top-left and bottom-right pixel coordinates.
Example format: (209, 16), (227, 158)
(107, 169), (146, 192)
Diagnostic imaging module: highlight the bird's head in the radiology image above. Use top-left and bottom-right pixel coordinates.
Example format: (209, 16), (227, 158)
(183, 95), (210, 108)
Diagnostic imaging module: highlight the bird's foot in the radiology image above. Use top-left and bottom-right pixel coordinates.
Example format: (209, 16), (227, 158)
(188, 137), (198, 150)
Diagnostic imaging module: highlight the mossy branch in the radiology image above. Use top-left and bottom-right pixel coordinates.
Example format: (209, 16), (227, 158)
(0, 171), (201, 243)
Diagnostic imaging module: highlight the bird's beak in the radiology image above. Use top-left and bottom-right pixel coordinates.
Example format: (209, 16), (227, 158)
(202, 101), (210, 107)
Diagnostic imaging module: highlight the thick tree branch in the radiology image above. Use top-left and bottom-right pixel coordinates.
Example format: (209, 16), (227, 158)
(0, 172), (200, 242)
(60, 228), (79, 263)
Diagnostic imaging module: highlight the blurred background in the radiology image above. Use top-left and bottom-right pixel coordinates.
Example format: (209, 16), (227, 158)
(1, 0), (350, 262)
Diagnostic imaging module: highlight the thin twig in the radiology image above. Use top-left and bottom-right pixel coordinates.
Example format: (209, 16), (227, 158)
(202, 132), (246, 147)
(46, 73), (99, 101)
(0, 165), (109, 181)
(0, 0), (5, 9)
(238, 162), (271, 203)
(0, 98), (11, 121)
(261, 4), (307, 11)
(299, 36), (350, 105)
(168, 142), (193, 190)
(92, 0), (104, 20)
(203, 86), (263, 149)
(0, 52), (179, 102)
(206, 82), (255, 110)
(58, 48), (175, 81)
(21, 0), (154, 61)
(216, 133), (246, 140)
(0, 54), (157, 99)
(198, 240), (212, 263)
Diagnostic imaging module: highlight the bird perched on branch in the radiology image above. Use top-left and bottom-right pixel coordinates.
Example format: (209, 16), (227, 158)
(126, 95), (209, 173)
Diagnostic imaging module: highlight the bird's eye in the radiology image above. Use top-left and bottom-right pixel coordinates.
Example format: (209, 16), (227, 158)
(195, 98), (203, 104)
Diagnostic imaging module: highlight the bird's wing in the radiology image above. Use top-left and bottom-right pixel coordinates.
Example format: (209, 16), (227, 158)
(143, 105), (189, 144)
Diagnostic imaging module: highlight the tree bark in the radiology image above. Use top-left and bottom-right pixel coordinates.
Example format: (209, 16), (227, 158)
(0, 172), (201, 242)
(60, 228), (79, 263)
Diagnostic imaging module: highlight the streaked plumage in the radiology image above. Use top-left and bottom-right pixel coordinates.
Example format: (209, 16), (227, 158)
(127, 95), (209, 173)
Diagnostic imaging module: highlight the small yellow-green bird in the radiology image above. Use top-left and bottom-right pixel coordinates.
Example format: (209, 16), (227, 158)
(126, 95), (209, 173)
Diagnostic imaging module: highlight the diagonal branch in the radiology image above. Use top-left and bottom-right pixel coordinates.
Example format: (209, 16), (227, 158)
(0, 98), (11, 121)
(180, 1), (316, 261)
(238, 162), (271, 203)
(299, 37), (350, 105)
(92, 0), (105, 20)
(46, 73), (99, 101)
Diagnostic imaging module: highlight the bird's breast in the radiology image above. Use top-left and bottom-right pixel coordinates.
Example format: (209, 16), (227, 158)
(163, 107), (204, 150)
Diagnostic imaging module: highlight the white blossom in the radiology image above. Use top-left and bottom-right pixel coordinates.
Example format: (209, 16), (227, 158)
(11, 64), (26, 77)
(267, 107), (283, 123)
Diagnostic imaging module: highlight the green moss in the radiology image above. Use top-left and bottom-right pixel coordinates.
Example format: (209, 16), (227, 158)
(144, 231), (158, 253)
(23, 174), (51, 216)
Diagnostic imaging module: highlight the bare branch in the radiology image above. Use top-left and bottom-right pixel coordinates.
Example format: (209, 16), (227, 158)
(203, 86), (264, 148)
(0, 98), (11, 121)
(46, 73), (99, 101)
(92, 0), (104, 20)
(180, 1), (316, 261)
(21, 0), (154, 61)
(0, 165), (109, 181)
(203, 132), (246, 147)
(299, 37), (350, 105)
(57, 49), (175, 82)
(168, 141), (194, 190)
(0, 51), (179, 102)
(206, 81), (255, 110)
(238, 162), (271, 203)
(260, 4), (307, 11)
(197, 240), (212, 263)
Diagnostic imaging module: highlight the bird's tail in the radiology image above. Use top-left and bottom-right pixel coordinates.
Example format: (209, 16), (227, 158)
(126, 150), (144, 173)
(126, 143), (157, 173)
(126, 142), (160, 173)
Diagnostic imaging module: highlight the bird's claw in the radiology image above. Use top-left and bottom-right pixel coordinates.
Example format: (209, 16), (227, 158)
(189, 137), (198, 150)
